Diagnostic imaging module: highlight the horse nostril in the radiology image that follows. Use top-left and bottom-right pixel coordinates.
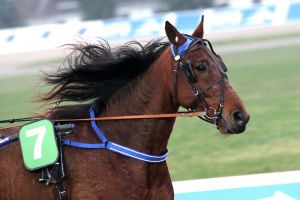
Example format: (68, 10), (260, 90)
(232, 111), (245, 127)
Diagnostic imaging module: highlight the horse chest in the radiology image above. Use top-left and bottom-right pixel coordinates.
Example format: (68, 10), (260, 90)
(64, 149), (173, 199)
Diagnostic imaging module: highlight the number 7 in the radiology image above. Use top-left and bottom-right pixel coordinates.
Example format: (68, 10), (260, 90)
(25, 126), (46, 160)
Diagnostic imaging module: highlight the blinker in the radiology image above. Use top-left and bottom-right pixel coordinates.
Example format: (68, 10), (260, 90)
(183, 60), (195, 82)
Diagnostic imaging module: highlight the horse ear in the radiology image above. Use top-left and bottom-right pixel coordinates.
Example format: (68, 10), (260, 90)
(165, 21), (186, 46)
(192, 15), (204, 38)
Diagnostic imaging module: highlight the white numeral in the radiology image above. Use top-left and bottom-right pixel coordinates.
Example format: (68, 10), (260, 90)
(25, 126), (46, 160)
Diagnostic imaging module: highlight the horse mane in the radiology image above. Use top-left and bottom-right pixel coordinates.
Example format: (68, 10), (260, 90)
(40, 38), (169, 119)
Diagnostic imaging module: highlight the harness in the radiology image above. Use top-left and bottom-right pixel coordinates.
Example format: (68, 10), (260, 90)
(63, 107), (169, 163)
(171, 34), (228, 125)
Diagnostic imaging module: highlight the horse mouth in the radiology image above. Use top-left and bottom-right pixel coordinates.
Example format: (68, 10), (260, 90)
(216, 117), (248, 135)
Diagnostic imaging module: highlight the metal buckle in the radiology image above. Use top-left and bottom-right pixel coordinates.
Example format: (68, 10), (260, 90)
(204, 107), (217, 120)
(175, 55), (180, 61)
(193, 90), (199, 96)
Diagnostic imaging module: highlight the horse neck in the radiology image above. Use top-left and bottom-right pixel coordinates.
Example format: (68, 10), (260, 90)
(98, 49), (178, 155)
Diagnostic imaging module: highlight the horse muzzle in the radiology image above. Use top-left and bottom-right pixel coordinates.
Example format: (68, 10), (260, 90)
(217, 110), (250, 134)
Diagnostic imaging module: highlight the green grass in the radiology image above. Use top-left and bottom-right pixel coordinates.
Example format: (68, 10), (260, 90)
(0, 75), (42, 118)
(1, 41), (300, 181)
(22, 57), (65, 69)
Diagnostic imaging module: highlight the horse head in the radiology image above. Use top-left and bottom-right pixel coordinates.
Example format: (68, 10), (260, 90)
(165, 16), (250, 134)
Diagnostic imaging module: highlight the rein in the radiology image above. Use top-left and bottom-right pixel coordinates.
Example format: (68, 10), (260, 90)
(0, 111), (204, 130)
(54, 111), (205, 122)
(0, 104), (201, 136)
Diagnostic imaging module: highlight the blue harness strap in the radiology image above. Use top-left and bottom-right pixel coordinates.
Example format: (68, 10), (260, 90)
(63, 107), (168, 163)
(63, 140), (106, 149)
(0, 134), (19, 148)
(107, 142), (168, 163)
(88, 107), (108, 144)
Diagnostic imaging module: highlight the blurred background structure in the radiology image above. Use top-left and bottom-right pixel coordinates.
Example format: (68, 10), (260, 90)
(1, 0), (299, 54)
(0, 0), (250, 27)
(1, 0), (300, 199)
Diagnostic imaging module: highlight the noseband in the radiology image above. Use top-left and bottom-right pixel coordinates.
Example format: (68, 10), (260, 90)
(171, 34), (228, 125)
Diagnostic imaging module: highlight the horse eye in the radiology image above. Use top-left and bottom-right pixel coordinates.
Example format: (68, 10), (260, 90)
(196, 64), (207, 72)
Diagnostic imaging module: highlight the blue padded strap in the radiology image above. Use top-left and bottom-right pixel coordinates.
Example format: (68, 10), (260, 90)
(171, 34), (202, 58)
(171, 36), (194, 58)
(177, 36), (195, 56)
(106, 142), (168, 163)
(63, 139), (106, 149)
(89, 107), (108, 143)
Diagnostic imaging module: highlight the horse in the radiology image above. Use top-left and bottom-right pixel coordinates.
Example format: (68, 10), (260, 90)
(0, 16), (249, 200)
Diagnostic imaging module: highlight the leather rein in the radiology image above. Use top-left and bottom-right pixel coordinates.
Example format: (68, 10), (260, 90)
(0, 112), (205, 130)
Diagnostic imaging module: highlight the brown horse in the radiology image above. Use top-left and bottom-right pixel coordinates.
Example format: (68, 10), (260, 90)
(0, 16), (249, 200)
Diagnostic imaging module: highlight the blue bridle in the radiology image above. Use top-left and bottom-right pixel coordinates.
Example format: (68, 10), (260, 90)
(63, 107), (169, 163)
(170, 34), (202, 58)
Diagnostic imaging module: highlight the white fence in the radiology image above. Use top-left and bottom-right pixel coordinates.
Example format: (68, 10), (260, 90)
(173, 170), (300, 200)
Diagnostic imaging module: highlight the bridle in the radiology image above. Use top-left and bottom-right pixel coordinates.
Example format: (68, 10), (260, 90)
(171, 34), (228, 126)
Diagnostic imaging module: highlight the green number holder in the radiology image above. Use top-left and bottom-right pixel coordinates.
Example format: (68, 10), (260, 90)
(19, 119), (59, 171)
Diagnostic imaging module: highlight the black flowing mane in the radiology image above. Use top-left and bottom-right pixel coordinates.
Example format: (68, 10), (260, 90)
(41, 38), (169, 118)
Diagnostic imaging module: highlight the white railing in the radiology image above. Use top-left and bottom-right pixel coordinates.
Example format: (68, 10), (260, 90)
(173, 170), (300, 200)
(0, 1), (300, 54)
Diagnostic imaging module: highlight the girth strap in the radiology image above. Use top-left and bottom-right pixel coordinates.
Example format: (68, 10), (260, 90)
(63, 107), (168, 163)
